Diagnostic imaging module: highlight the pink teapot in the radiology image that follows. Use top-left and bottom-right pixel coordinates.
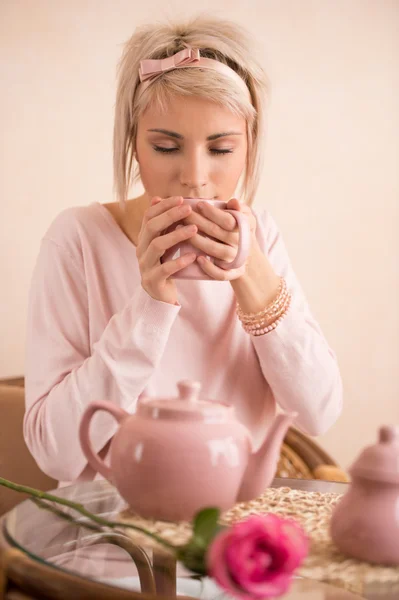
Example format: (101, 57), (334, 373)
(79, 380), (296, 522)
(330, 425), (399, 565)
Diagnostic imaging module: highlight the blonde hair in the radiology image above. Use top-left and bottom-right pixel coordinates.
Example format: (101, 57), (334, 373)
(113, 15), (270, 206)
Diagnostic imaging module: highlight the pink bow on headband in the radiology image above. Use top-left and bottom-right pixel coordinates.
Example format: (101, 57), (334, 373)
(139, 47), (200, 82)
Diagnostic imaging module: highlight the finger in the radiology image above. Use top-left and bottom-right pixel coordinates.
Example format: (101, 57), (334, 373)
(183, 211), (237, 245)
(226, 198), (242, 211)
(196, 255), (246, 281)
(141, 224), (198, 270)
(189, 233), (237, 262)
(139, 197), (183, 243)
(153, 251), (197, 280)
(143, 196), (184, 225)
(226, 199), (257, 234)
(196, 201), (237, 232)
(139, 203), (192, 251)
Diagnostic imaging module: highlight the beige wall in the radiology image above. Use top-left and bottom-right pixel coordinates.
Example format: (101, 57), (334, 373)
(1, 0), (398, 468)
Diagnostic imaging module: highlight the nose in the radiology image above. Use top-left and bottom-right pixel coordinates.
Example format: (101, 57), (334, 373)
(179, 151), (208, 194)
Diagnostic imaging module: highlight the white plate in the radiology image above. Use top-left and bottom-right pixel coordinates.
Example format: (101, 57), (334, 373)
(99, 576), (363, 599)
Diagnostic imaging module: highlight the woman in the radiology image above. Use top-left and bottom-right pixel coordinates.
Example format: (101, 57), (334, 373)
(24, 16), (342, 485)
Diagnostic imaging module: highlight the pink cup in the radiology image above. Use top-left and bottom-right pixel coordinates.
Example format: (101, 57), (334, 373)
(161, 199), (251, 280)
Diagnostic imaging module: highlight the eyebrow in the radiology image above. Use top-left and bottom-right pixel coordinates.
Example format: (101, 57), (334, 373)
(147, 128), (243, 141)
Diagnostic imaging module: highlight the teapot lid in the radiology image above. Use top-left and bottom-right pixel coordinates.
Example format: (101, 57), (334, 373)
(350, 425), (399, 483)
(137, 380), (234, 422)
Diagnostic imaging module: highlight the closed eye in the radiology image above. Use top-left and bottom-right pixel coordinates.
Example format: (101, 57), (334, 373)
(153, 146), (178, 153)
(210, 149), (233, 155)
(153, 146), (233, 155)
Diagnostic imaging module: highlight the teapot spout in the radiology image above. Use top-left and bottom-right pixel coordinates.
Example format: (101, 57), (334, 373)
(236, 412), (297, 504)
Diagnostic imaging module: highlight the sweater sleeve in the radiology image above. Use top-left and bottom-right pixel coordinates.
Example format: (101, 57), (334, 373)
(24, 238), (180, 482)
(251, 210), (343, 436)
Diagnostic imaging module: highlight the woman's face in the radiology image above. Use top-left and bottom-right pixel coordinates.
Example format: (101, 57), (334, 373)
(135, 94), (247, 201)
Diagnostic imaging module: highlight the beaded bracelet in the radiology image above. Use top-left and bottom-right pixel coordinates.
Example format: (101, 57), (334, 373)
(237, 277), (287, 323)
(237, 277), (292, 336)
(245, 295), (291, 336)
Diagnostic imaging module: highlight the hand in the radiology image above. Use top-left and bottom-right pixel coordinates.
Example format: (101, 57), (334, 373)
(136, 196), (198, 304)
(184, 198), (257, 281)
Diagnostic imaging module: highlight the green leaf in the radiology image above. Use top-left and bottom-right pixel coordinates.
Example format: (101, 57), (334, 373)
(178, 541), (207, 575)
(192, 507), (221, 548)
(177, 508), (224, 576)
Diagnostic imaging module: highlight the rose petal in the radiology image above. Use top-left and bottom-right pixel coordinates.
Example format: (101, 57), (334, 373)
(207, 514), (308, 600)
(226, 540), (272, 588)
(207, 529), (241, 591)
(243, 573), (293, 598)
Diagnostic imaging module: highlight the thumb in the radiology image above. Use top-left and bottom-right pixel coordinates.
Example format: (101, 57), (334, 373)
(227, 197), (241, 211)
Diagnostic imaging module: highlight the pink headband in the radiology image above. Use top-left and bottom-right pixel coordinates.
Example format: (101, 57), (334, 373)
(138, 47), (250, 99)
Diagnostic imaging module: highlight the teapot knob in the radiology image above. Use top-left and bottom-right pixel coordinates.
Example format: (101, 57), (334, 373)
(177, 380), (201, 402)
(379, 425), (399, 443)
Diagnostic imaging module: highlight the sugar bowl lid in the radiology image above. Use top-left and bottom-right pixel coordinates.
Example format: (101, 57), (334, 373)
(137, 380), (233, 422)
(350, 425), (399, 483)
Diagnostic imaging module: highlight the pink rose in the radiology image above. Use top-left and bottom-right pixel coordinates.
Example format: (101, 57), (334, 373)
(207, 514), (308, 599)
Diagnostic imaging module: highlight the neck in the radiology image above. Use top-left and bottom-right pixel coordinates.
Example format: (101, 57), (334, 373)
(112, 193), (150, 246)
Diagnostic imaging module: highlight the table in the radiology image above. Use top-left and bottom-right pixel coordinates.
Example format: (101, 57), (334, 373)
(0, 478), (396, 599)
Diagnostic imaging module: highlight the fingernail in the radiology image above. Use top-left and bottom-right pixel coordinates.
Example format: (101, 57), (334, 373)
(197, 201), (205, 211)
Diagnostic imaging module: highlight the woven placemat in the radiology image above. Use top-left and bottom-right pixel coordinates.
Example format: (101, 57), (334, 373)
(118, 487), (399, 596)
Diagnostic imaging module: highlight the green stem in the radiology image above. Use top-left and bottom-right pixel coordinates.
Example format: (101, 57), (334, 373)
(0, 477), (176, 552)
(32, 498), (103, 533)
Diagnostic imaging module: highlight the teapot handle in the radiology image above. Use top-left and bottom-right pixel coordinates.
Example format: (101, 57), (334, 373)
(79, 401), (129, 481)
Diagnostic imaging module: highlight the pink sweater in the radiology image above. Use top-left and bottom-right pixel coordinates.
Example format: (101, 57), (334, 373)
(24, 203), (342, 484)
